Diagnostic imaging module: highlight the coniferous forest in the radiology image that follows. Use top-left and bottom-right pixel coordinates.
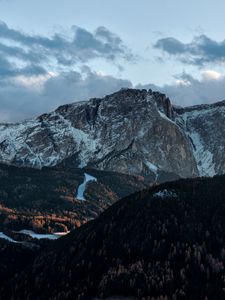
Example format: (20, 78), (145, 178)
(1, 175), (225, 299)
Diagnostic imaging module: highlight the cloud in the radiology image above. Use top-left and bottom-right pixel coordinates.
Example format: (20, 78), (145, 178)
(201, 70), (222, 80)
(0, 21), (135, 79)
(0, 21), (135, 122)
(137, 70), (225, 107)
(43, 67), (132, 108)
(1, 64), (225, 122)
(154, 35), (225, 66)
(0, 69), (132, 122)
(0, 55), (47, 78)
(1, 21), (225, 123)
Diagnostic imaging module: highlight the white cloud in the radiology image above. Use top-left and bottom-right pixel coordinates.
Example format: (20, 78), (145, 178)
(201, 70), (222, 80)
(15, 72), (57, 91)
(175, 79), (191, 86)
(96, 70), (107, 77)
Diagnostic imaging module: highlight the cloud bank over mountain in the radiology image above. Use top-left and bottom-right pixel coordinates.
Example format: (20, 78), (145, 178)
(137, 70), (225, 107)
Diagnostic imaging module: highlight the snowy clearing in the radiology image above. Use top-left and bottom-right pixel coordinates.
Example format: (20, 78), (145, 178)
(0, 232), (18, 243)
(153, 189), (177, 198)
(76, 173), (97, 201)
(17, 230), (63, 240)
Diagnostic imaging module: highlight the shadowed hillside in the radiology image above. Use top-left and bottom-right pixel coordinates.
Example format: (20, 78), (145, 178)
(1, 175), (225, 299)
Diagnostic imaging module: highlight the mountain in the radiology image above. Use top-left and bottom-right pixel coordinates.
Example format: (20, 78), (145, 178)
(175, 100), (225, 176)
(2, 175), (225, 300)
(0, 163), (147, 233)
(2, 88), (224, 179)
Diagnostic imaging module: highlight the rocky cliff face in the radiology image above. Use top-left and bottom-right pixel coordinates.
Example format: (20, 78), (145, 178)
(0, 88), (224, 178)
(175, 100), (225, 176)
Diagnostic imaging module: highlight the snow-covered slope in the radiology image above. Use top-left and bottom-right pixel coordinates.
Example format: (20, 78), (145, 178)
(0, 232), (18, 243)
(76, 173), (97, 201)
(175, 101), (225, 176)
(0, 88), (224, 178)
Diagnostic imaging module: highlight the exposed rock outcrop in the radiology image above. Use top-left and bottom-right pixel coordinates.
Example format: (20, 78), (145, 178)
(0, 88), (224, 178)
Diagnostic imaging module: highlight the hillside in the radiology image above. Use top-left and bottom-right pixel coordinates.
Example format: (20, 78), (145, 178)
(2, 175), (225, 299)
(0, 163), (147, 233)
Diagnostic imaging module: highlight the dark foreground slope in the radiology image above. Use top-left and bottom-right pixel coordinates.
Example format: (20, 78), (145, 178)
(0, 238), (48, 288)
(2, 175), (225, 300)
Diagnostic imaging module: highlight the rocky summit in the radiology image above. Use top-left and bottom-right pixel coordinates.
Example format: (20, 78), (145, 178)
(0, 88), (224, 178)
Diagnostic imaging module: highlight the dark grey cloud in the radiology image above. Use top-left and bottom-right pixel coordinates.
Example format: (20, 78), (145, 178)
(0, 54), (46, 78)
(0, 20), (135, 122)
(0, 42), (43, 62)
(2, 20), (224, 123)
(0, 21), (134, 79)
(0, 22), (135, 122)
(42, 68), (132, 110)
(137, 72), (225, 107)
(0, 69), (132, 122)
(71, 26), (129, 61)
(154, 35), (225, 66)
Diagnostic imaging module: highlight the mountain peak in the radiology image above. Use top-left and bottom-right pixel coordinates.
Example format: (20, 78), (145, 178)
(0, 88), (224, 178)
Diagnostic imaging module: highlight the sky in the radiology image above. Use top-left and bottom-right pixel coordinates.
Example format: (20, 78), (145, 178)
(1, 0), (225, 121)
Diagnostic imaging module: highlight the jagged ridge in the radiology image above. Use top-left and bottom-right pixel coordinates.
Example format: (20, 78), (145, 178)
(0, 88), (224, 178)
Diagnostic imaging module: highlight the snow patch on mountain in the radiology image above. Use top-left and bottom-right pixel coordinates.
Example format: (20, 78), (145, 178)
(176, 108), (220, 177)
(54, 113), (99, 168)
(76, 173), (97, 201)
(145, 161), (159, 181)
(153, 189), (177, 198)
(188, 132), (215, 176)
(0, 232), (18, 243)
(158, 110), (175, 125)
(17, 230), (62, 240)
